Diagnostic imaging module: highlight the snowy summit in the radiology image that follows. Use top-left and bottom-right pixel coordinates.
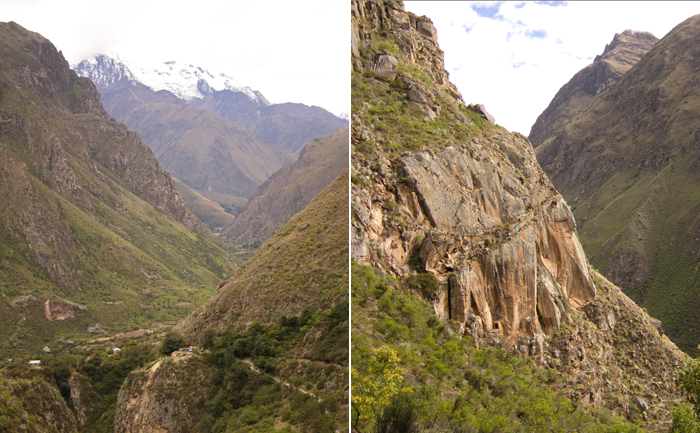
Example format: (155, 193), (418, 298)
(73, 53), (269, 105)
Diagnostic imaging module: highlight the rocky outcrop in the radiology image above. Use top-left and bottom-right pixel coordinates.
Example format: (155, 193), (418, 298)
(219, 127), (349, 246)
(114, 356), (216, 433)
(68, 372), (100, 426)
(352, 1), (595, 342)
(529, 30), (658, 148)
(353, 139), (595, 340)
(0, 375), (78, 433)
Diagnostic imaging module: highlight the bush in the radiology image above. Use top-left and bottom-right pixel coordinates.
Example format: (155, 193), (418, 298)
(375, 392), (420, 433)
(202, 329), (216, 350)
(679, 357), (700, 417)
(408, 273), (439, 300)
(160, 332), (185, 356)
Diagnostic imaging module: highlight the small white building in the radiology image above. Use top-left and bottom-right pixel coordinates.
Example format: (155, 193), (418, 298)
(113, 348), (121, 353)
(28, 360), (41, 366)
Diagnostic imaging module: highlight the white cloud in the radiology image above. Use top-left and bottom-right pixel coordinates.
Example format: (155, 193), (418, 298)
(405, 1), (700, 135)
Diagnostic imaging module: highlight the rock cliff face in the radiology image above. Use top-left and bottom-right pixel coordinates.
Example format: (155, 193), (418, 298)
(219, 127), (349, 246)
(529, 30), (658, 148)
(352, 1), (595, 342)
(533, 13), (700, 356)
(351, 3), (687, 429)
(114, 356), (215, 433)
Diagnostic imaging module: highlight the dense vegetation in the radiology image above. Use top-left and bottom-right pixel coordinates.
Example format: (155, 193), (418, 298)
(0, 300), (348, 433)
(351, 261), (655, 433)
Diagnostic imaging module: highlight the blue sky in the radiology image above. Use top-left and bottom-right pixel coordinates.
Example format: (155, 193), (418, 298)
(1, 0), (348, 117)
(404, 1), (700, 134)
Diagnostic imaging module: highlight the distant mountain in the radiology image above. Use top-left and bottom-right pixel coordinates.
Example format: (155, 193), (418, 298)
(172, 177), (235, 231)
(90, 78), (294, 198)
(0, 21), (234, 355)
(177, 169), (349, 337)
(529, 30), (658, 148)
(75, 54), (348, 156)
(534, 14), (700, 356)
(191, 91), (347, 155)
(220, 127), (349, 246)
(74, 54), (269, 106)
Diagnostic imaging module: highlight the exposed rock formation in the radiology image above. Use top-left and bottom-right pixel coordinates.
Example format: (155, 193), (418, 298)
(352, 1), (594, 341)
(114, 357), (215, 433)
(219, 127), (349, 246)
(529, 30), (658, 148)
(351, 3), (688, 429)
(0, 374), (78, 433)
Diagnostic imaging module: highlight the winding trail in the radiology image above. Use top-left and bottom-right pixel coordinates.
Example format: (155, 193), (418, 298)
(241, 359), (322, 402)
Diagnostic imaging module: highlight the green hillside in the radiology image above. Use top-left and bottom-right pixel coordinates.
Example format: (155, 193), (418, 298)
(0, 21), (234, 358)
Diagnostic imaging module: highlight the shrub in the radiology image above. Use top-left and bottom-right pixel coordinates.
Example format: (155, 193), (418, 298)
(375, 392), (420, 433)
(160, 331), (185, 356)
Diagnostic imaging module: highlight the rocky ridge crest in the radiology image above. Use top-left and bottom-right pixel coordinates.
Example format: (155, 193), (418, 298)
(529, 29), (658, 148)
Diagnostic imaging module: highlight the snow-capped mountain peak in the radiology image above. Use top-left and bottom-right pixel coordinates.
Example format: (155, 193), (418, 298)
(73, 54), (269, 106)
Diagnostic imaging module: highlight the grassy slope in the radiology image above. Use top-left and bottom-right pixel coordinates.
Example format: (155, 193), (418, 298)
(177, 170), (350, 339)
(0, 22), (234, 359)
(219, 127), (349, 246)
(172, 177), (236, 230)
(535, 15), (700, 356)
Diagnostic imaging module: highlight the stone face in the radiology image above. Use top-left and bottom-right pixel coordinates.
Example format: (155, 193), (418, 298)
(114, 358), (215, 433)
(374, 54), (398, 80)
(353, 141), (595, 338)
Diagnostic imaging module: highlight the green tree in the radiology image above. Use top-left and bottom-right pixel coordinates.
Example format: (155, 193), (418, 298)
(678, 354), (700, 416)
(351, 346), (410, 432)
(160, 331), (185, 356)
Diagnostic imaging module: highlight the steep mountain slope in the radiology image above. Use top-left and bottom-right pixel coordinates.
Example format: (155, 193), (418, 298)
(75, 54), (348, 156)
(177, 169), (349, 338)
(534, 14), (700, 356)
(0, 21), (233, 356)
(0, 370), (78, 432)
(113, 170), (350, 432)
(172, 177), (235, 231)
(87, 78), (294, 198)
(191, 90), (347, 155)
(219, 127), (349, 246)
(529, 30), (658, 148)
(351, 3), (687, 431)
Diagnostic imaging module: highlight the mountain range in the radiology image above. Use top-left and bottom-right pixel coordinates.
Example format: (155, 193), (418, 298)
(0, 21), (349, 433)
(533, 14), (700, 357)
(219, 126), (349, 246)
(74, 54), (348, 235)
(0, 21), (234, 356)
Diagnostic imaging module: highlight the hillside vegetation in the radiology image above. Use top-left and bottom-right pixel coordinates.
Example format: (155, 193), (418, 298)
(0, 21), (234, 358)
(535, 14), (700, 356)
(350, 3), (691, 432)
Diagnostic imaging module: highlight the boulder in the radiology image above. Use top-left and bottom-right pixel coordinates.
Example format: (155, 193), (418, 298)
(374, 55), (398, 80)
(467, 103), (495, 123)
